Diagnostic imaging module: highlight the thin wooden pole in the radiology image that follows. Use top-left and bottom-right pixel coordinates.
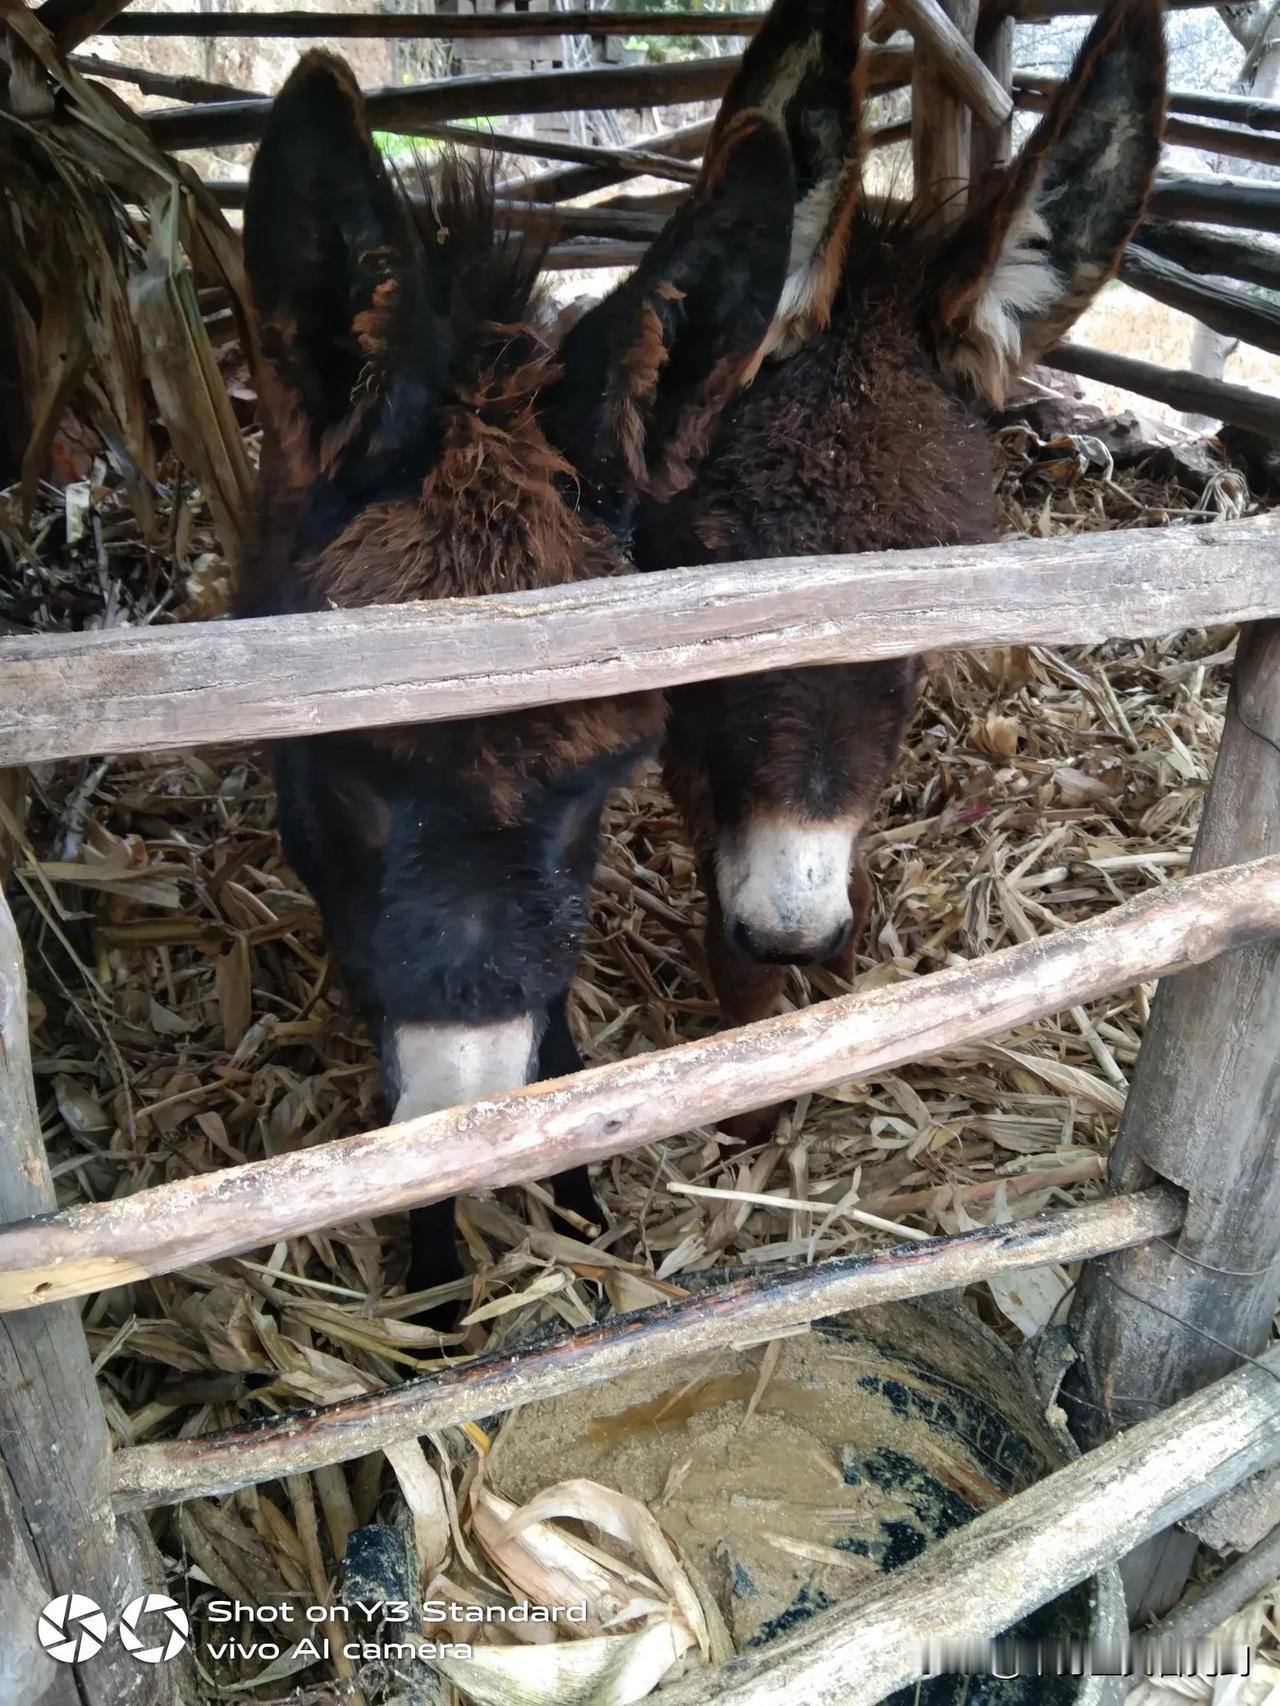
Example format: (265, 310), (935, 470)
(1121, 243), (1280, 355)
(1149, 171), (1280, 232)
(145, 57), (743, 153)
(1, 522), (1278, 767)
(970, 11), (1015, 186)
(910, 0), (982, 230)
(1138, 217), (1280, 293)
(893, 0), (1012, 128)
(1, 859), (1277, 1315)
(105, 7), (767, 37)
(141, 46), (912, 154)
(1017, 71), (1280, 134)
(1065, 623), (1280, 1619)
(109, 1188), (1181, 1512)
(0, 888), (172, 1704)
(1045, 343), (1280, 438)
(657, 1346), (1280, 1706)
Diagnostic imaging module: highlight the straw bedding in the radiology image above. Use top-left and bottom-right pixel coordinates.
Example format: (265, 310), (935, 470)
(2, 415), (1276, 1702)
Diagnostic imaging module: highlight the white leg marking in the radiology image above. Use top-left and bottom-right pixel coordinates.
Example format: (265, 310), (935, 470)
(391, 1016), (537, 1120)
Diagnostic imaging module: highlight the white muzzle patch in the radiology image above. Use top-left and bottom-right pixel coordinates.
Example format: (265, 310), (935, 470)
(391, 1015), (538, 1120)
(716, 818), (857, 964)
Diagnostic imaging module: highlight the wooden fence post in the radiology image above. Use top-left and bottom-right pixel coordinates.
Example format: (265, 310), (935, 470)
(0, 887), (173, 1705)
(970, 11), (1014, 186)
(1065, 620), (1280, 1618)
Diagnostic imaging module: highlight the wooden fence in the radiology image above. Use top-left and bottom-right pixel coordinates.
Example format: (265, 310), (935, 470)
(4, 0), (1280, 1697)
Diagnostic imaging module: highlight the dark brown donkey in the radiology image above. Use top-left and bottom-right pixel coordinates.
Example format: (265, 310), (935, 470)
(238, 54), (795, 1297)
(638, 0), (1166, 1071)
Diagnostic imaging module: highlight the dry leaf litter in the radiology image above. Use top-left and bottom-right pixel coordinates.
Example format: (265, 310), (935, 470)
(2, 404), (1275, 1704)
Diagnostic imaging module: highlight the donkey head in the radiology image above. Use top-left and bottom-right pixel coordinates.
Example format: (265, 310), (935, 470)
(241, 54), (795, 1124)
(642, 0), (1165, 1008)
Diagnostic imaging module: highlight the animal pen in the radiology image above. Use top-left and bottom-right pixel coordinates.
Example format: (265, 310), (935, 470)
(2, 0), (1280, 1699)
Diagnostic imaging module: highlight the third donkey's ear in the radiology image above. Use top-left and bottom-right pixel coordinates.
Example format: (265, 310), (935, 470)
(244, 52), (439, 487)
(928, 0), (1166, 406)
(545, 111), (795, 510)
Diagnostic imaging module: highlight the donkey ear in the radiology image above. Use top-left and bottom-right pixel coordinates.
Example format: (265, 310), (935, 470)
(244, 52), (438, 485)
(545, 112), (795, 508)
(929, 0), (1165, 406)
(704, 0), (867, 362)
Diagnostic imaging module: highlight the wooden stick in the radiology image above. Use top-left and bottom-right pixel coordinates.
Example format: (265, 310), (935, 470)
(71, 51), (246, 103)
(911, 0), (979, 236)
(1066, 624), (1280, 1620)
(1, 521), (1278, 767)
(109, 1188), (1181, 1511)
(1149, 171), (1280, 233)
(146, 57), (743, 153)
(970, 11), (1014, 184)
(34, 0), (134, 52)
(1152, 1522), (1280, 1642)
(3, 858), (1278, 1316)
(0, 886), (172, 1703)
(1138, 217), (1280, 293)
(892, 0), (1013, 130)
(656, 1345), (1280, 1705)
(106, 7), (767, 38)
(1045, 343), (1280, 438)
(499, 118), (713, 204)
(543, 241), (648, 270)
(1121, 244), (1280, 356)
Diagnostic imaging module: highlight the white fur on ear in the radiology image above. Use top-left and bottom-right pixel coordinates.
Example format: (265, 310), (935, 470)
(941, 204), (1061, 404)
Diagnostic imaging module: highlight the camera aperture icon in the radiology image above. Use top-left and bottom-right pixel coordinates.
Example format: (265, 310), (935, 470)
(119, 1593), (191, 1663)
(38, 1594), (109, 1664)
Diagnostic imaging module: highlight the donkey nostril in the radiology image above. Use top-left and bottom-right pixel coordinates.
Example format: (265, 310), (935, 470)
(732, 918), (756, 957)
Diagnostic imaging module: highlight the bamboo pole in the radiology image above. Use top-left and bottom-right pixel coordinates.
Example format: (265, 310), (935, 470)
(1, 858), (1278, 1315)
(657, 1346), (1280, 1706)
(0, 887), (173, 1704)
(109, 1188), (1181, 1511)
(1066, 623), (1280, 1619)
(1045, 343), (1280, 438)
(1121, 243), (1280, 356)
(1, 522), (1279, 767)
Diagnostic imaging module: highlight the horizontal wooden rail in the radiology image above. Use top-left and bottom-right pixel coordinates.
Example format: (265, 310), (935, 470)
(3, 857), (1278, 1315)
(661, 1345), (1280, 1705)
(146, 57), (742, 152)
(143, 45), (912, 152)
(1046, 344), (1280, 438)
(106, 8), (768, 37)
(1121, 244), (1280, 356)
(110, 1188), (1182, 1510)
(0, 523), (1276, 767)
(1017, 83), (1280, 170)
(1139, 218), (1280, 294)
(87, 0), (1224, 32)
(1149, 172), (1280, 234)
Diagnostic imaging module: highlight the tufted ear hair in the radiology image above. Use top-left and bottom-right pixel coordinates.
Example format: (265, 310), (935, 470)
(702, 0), (869, 365)
(543, 111), (795, 513)
(243, 52), (441, 488)
(928, 0), (1166, 406)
